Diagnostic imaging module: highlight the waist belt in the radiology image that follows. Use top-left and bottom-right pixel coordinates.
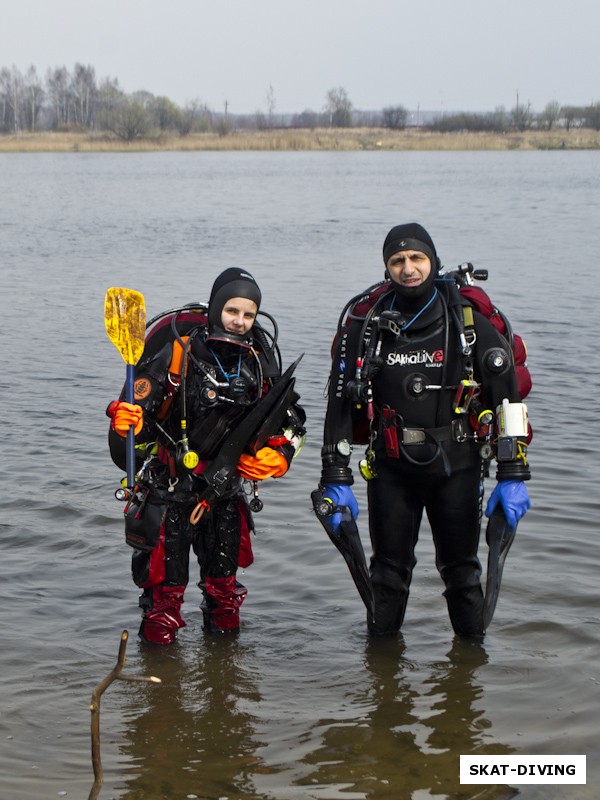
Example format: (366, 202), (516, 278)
(402, 419), (468, 445)
(381, 408), (469, 459)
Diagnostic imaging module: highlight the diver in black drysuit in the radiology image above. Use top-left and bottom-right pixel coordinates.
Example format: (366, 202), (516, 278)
(108, 268), (305, 643)
(319, 224), (531, 638)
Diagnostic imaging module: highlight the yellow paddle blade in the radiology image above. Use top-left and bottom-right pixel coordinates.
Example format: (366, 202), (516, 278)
(104, 287), (147, 365)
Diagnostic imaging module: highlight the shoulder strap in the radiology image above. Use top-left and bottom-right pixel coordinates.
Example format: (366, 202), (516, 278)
(459, 285), (510, 339)
(458, 284), (531, 399)
(331, 281), (393, 358)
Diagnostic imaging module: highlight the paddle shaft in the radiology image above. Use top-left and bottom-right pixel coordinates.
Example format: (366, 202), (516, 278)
(125, 363), (136, 487)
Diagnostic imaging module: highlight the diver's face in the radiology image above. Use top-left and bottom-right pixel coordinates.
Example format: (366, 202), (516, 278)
(386, 249), (432, 288)
(221, 297), (258, 335)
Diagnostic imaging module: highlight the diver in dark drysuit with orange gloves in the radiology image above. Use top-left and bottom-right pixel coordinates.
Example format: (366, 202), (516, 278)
(108, 268), (305, 644)
(318, 224), (531, 638)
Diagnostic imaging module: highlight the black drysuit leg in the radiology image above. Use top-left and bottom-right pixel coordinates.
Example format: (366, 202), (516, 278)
(192, 496), (247, 632)
(367, 455), (484, 637)
(427, 462), (484, 637)
(367, 463), (420, 635)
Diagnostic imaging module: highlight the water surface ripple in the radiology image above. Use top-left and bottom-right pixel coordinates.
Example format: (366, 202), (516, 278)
(1, 150), (598, 799)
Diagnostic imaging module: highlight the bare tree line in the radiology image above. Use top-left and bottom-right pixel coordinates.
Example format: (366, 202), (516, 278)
(0, 63), (214, 140)
(1, 63), (599, 141)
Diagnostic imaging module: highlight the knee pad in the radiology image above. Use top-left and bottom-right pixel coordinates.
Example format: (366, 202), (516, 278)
(440, 561), (482, 594)
(370, 557), (410, 592)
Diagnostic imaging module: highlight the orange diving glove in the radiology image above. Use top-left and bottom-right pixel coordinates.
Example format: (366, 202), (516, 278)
(237, 446), (290, 480)
(106, 400), (144, 437)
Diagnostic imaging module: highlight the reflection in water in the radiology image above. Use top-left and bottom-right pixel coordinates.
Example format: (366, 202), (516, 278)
(116, 635), (266, 799)
(296, 637), (517, 800)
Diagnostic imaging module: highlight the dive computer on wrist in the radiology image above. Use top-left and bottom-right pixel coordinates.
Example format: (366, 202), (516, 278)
(321, 439), (353, 458)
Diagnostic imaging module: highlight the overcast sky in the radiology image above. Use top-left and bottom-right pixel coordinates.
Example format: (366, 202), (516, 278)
(2, 0), (598, 115)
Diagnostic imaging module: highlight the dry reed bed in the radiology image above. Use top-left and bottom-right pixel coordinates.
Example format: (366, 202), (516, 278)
(1, 128), (599, 152)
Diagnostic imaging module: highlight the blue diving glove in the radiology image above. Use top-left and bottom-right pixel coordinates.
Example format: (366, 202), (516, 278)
(322, 484), (359, 531)
(485, 480), (531, 530)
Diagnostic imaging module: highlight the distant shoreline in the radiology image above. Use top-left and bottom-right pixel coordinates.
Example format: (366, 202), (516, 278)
(1, 127), (599, 152)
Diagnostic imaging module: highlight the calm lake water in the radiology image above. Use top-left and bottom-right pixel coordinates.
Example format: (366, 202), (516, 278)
(1, 149), (599, 800)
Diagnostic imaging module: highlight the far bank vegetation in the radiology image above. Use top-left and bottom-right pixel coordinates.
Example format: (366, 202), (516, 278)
(1, 63), (599, 152)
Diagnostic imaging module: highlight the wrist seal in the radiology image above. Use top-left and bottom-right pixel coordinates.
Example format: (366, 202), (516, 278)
(496, 461), (531, 481)
(320, 464), (354, 486)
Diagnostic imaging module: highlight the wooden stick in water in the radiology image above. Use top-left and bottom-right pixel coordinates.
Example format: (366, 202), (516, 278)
(88, 630), (161, 798)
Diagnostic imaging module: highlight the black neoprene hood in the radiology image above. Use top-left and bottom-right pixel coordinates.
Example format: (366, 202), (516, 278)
(382, 222), (438, 267)
(382, 222), (440, 306)
(207, 267), (262, 331)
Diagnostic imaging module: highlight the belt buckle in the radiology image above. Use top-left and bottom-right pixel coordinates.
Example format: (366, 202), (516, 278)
(401, 427), (426, 445)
